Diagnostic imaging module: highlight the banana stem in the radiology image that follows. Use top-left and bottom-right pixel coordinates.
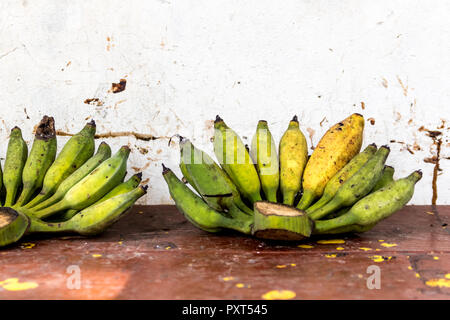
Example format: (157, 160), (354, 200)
(308, 197), (342, 220)
(33, 201), (69, 219)
(313, 213), (358, 234)
(305, 193), (332, 215)
(282, 191), (296, 206)
(296, 189), (316, 210)
(27, 218), (72, 234)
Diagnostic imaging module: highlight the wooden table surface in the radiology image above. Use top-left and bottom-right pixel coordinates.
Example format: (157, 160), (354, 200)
(0, 205), (449, 300)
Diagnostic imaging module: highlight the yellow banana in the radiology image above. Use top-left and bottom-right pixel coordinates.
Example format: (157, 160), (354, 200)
(213, 116), (262, 204)
(33, 146), (130, 219)
(251, 120), (279, 202)
(279, 116), (308, 205)
(25, 120), (96, 208)
(297, 113), (364, 210)
(15, 116), (57, 208)
(3, 127), (28, 207)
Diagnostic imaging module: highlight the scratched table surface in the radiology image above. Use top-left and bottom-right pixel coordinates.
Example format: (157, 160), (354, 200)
(0, 205), (449, 300)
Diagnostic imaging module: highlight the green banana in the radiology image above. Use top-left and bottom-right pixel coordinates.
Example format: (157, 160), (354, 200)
(251, 120), (279, 202)
(314, 165), (395, 221)
(15, 116), (57, 208)
(313, 170), (422, 234)
(213, 116), (262, 204)
(308, 146), (390, 220)
(306, 144), (377, 214)
(3, 127), (28, 207)
(180, 137), (252, 217)
(279, 116), (308, 205)
(162, 164), (252, 234)
(44, 170), (136, 223)
(373, 165), (395, 192)
(31, 142), (112, 212)
(25, 120), (96, 209)
(27, 186), (146, 235)
(33, 146), (130, 219)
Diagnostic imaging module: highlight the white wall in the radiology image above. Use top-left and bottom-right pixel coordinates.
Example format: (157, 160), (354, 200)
(0, 0), (448, 205)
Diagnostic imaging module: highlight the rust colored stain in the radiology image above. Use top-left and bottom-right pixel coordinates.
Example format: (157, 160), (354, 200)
(419, 125), (445, 205)
(381, 78), (388, 88)
(360, 102), (365, 110)
(0, 205), (448, 300)
(23, 108), (30, 119)
(389, 140), (414, 155)
(84, 98), (104, 106)
(319, 117), (327, 127)
(137, 147), (149, 155)
(306, 128), (315, 150)
(111, 79), (127, 93)
(367, 118), (375, 125)
(396, 76), (408, 96)
(56, 130), (158, 141)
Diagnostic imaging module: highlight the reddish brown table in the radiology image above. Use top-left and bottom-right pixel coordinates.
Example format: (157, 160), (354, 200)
(0, 205), (448, 300)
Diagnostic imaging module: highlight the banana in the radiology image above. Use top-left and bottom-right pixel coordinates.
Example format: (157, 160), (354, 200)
(25, 120), (96, 209)
(15, 116), (57, 208)
(162, 164), (252, 234)
(31, 142), (112, 212)
(3, 127), (28, 207)
(279, 116), (308, 205)
(213, 116), (262, 204)
(180, 137), (252, 217)
(308, 146), (390, 220)
(297, 113), (364, 210)
(24, 186), (147, 236)
(313, 170), (422, 234)
(372, 165), (395, 192)
(33, 146), (130, 219)
(306, 144), (377, 214)
(251, 120), (279, 202)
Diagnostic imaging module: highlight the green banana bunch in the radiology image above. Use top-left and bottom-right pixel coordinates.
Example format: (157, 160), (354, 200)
(25, 120), (96, 209)
(251, 120), (279, 203)
(180, 137), (252, 217)
(163, 164), (252, 234)
(313, 170), (422, 234)
(306, 144), (377, 214)
(0, 185), (146, 246)
(279, 116), (308, 205)
(32, 145), (130, 219)
(308, 146), (390, 220)
(28, 186), (147, 235)
(3, 127), (28, 207)
(213, 116), (262, 204)
(15, 116), (57, 208)
(168, 113), (422, 241)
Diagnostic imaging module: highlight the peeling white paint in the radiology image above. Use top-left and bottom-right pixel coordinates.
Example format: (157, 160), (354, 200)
(0, 0), (448, 205)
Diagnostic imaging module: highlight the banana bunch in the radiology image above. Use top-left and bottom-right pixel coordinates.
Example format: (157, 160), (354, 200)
(0, 116), (147, 247)
(164, 114), (422, 241)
